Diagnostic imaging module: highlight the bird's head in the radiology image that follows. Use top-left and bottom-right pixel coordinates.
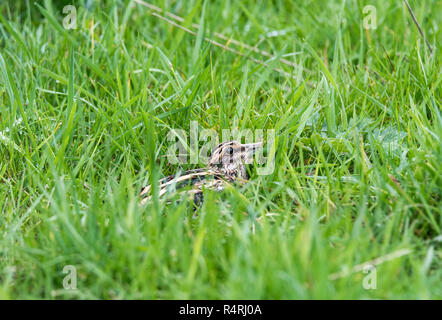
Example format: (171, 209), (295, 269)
(208, 140), (263, 179)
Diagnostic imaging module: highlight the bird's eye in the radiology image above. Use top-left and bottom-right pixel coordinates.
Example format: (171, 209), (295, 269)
(228, 147), (234, 155)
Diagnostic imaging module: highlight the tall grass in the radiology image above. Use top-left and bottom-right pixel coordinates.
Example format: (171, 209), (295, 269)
(0, 0), (440, 299)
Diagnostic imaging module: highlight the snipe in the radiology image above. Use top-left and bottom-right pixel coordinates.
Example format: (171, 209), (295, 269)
(140, 141), (262, 205)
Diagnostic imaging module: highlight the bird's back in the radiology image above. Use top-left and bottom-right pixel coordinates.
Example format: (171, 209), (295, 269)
(140, 168), (231, 205)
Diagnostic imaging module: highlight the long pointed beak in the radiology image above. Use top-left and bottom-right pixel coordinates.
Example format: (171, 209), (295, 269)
(243, 141), (263, 155)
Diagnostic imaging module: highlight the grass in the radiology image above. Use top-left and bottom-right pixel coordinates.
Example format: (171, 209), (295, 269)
(0, 0), (441, 299)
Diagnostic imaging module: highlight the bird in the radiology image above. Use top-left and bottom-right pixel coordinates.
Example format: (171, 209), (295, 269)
(140, 140), (263, 206)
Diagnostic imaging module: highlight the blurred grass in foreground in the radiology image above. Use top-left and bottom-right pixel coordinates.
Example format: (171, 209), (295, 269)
(0, 0), (440, 299)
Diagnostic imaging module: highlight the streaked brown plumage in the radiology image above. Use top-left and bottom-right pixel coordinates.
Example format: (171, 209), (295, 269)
(140, 141), (262, 205)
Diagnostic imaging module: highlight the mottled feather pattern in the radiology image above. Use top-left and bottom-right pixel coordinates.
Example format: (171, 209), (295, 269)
(140, 141), (262, 205)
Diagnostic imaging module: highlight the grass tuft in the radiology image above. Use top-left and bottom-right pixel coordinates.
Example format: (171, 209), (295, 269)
(0, 0), (440, 299)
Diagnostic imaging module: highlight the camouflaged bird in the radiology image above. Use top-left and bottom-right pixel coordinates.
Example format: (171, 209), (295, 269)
(140, 141), (262, 205)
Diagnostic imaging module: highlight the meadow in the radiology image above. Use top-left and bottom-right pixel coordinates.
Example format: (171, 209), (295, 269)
(0, 0), (440, 299)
